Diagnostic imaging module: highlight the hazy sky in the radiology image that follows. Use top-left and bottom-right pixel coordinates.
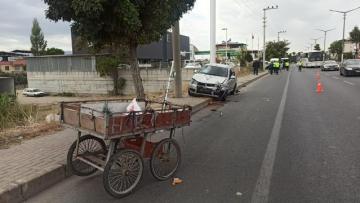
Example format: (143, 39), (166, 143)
(0, 0), (360, 52)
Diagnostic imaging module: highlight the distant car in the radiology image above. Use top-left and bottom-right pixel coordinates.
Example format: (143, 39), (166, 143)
(321, 60), (339, 71)
(340, 59), (360, 77)
(22, 88), (47, 97)
(184, 63), (202, 69)
(188, 64), (237, 101)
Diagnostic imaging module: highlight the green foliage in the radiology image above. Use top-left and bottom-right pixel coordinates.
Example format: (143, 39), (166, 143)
(30, 18), (47, 56)
(329, 40), (343, 61)
(236, 48), (251, 66)
(314, 44), (321, 51)
(265, 41), (290, 60)
(44, 0), (196, 98)
(350, 26), (360, 54)
(96, 56), (126, 95)
(0, 95), (37, 130)
(45, 47), (65, 55)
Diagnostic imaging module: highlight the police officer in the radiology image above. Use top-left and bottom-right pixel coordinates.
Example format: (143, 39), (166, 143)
(273, 60), (280, 75)
(252, 59), (260, 75)
(285, 60), (290, 71)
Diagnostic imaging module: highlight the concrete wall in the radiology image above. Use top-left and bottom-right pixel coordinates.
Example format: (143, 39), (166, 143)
(0, 77), (15, 95)
(119, 68), (195, 95)
(27, 72), (114, 95)
(27, 68), (196, 96)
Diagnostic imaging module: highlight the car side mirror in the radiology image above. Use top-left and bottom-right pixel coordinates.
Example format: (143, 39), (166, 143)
(194, 70), (198, 73)
(230, 75), (236, 79)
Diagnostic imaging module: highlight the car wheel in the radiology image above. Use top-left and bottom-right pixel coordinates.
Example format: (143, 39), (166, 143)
(188, 90), (195, 97)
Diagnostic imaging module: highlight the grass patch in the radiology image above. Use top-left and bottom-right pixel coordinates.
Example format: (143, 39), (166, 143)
(0, 94), (38, 130)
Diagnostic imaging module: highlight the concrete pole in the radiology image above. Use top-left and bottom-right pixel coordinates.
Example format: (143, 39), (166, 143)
(323, 32), (327, 62)
(225, 29), (228, 61)
(341, 13), (346, 63)
(263, 10), (266, 71)
(172, 21), (182, 98)
(210, 0), (216, 64)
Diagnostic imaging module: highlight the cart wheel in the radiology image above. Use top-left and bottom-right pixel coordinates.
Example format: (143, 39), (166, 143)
(103, 149), (144, 198)
(150, 138), (181, 181)
(67, 135), (106, 176)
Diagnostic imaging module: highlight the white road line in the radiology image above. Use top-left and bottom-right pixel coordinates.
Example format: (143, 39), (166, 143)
(251, 70), (291, 203)
(344, 81), (355, 86)
(333, 76), (340, 80)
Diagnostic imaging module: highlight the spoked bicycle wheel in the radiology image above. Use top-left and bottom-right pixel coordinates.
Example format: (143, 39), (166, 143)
(67, 134), (107, 176)
(150, 138), (181, 181)
(103, 149), (144, 198)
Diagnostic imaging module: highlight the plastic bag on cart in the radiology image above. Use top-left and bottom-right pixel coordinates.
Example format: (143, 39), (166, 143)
(126, 98), (142, 112)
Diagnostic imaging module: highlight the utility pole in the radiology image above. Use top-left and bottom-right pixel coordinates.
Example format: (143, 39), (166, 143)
(317, 28), (335, 62)
(277, 30), (286, 42)
(330, 6), (360, 63)
(210, 0), (216, 64)
(263, 5), (278, 70)
(222, 28), (228, 61)
(172, 21), (182, 98)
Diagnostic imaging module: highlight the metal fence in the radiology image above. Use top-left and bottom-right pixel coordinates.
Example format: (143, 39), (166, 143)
(27, 55), (96, 72)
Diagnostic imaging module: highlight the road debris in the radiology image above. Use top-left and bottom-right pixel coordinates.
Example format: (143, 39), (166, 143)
(236, 192), (243, 196)
(172, 178), (183, 186)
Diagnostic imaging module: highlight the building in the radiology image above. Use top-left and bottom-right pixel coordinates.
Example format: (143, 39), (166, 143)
(0, 59), (26, 73)
(72, 31), (190, 63)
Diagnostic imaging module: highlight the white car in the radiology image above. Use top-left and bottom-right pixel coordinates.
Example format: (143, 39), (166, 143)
(184, 63), (202, 69)
(321, 60), (339, 71)
(22, 88), (47, 97)
(188, 64), (237, 101)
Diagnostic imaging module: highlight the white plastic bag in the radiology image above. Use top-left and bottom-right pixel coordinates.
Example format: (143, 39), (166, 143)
(126, 98), (142, 112)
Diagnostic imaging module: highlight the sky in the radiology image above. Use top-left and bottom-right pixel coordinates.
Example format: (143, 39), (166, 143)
(0, 0), (360, 53)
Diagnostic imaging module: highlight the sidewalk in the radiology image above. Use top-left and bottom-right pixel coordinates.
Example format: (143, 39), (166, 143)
(0, 72), (267, 203)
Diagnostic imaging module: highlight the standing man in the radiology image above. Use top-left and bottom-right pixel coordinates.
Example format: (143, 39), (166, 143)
(274, 59), (280, 75)
(252, 59), (260, 75)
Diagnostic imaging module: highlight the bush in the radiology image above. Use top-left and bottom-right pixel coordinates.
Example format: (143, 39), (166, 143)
(0, 95), (38, 130)
(0, 72), (27, 87)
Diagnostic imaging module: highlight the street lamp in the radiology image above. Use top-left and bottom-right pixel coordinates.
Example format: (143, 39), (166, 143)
(263, 5), (279, 70)
(330, 6), (360, 63)
(222, 28), (228, 61)
(317, 28), (335, 62)
(277, 30), (286, 42)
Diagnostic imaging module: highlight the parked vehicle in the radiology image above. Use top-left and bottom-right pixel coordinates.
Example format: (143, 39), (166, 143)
(22, 88), (47, 97)
(188, 64), (237, 101)
(321, 60), (339, 71)
(184, 62), (202, 69)
(340, 59), (360, 77)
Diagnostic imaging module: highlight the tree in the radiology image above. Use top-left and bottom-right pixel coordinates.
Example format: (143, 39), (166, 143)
(329, 40), (343, 61)
(265, 41), (290, 60)
(44, 0), (196, 99)
(45, 47), (65, 55)
(350, 26), (360, 56)
(30, 18), (47, 56)
(314, 44), (321, 51)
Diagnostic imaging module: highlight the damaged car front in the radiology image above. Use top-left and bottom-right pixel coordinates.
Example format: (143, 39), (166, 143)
(188, 64), (237, 101)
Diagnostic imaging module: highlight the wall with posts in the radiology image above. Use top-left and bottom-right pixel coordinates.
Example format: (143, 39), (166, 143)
(26, 55), (196, 95)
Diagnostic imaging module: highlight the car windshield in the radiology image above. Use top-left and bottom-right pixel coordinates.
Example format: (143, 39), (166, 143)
(33, 89), (41, 92)
(345, 60), (360, 65)
(199, 65), (228, 77)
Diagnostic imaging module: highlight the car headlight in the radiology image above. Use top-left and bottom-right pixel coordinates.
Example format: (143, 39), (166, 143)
(190, 79), (198, 85)
(345, 67), (353, 70)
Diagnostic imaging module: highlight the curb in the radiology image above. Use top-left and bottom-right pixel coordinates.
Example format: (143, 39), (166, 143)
(237, 72), (269, 90)
(0, 164), (69, 203)
(191, 98), (212, 115)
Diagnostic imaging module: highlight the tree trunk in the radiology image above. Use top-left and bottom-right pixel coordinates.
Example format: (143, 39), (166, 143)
(129, 43), (145, 99)
(112, 70), (119, 95)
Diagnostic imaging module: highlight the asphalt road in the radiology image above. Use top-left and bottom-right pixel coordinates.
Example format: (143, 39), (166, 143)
(27, 67), (360, 203)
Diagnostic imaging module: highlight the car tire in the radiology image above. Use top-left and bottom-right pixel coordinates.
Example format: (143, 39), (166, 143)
(188, 90), (195, 97)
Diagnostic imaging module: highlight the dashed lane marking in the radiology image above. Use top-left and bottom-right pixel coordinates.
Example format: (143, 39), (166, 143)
(344, 81), (355, 86)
